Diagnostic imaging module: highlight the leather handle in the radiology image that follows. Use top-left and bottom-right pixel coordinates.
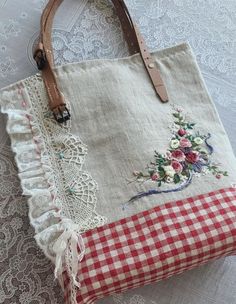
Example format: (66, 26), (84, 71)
(116, 0), (169, 102)
(34, 0), (168, 123)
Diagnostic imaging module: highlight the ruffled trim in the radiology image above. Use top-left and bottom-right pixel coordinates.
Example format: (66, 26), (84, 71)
(0, 76), (107, 302)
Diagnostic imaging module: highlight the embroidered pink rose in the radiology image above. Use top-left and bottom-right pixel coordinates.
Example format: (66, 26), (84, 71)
(171, 150), (186, 162)
(131, 108), (228, 197)
(180, 137), (192, 148)
(186, 151), (199, 164)
(171, 160), (183, 173)
(151, 172), (160, 181)
(178, 129), (187, 136)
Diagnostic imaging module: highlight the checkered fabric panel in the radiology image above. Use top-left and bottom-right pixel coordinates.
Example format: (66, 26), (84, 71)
(63, 187), (236, 304)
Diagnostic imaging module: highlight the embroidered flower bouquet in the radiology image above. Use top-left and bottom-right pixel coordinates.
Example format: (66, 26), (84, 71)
(129, 107), (228, 204)
(1, 1), (236, 304)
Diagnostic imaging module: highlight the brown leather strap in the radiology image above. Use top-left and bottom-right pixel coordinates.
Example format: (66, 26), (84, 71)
(34, 0), (168, 123)
(116, 0), (168, 102)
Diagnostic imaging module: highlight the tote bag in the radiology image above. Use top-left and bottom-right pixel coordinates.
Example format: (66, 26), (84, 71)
(1, 0), (236, 303)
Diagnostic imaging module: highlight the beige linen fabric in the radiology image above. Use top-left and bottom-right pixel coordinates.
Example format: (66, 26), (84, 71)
(0, 44), (236, 264)
(1, 41), (236, 303)
(56, 43), (236, 223)
(1, 42), (236, 235)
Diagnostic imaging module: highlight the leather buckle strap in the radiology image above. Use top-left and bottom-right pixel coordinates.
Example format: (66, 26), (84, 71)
(35, 0), (169, 124)
(52, 105), (71, 123)
(33, 42), (46, 70)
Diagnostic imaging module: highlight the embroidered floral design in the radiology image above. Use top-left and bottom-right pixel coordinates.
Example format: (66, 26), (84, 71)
(126, 106), (228, 205)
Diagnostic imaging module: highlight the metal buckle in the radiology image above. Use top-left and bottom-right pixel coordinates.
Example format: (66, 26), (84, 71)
(33, 47), (46, 70)
(52, 105), (71, 123)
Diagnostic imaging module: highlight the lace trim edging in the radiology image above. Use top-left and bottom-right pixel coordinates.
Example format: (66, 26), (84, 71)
(0, 80), (106, 302)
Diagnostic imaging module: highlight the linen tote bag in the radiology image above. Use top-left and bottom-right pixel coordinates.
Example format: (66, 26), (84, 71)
(1, 0), (236, 303)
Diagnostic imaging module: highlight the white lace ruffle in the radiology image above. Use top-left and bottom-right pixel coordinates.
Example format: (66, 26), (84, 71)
(0, 74), (106, 301)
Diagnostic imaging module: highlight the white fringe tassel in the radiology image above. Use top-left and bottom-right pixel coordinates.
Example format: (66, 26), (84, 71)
(53, 223), (85, 289)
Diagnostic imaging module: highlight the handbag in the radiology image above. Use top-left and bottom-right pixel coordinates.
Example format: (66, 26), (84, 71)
(1, 0), (236, 303)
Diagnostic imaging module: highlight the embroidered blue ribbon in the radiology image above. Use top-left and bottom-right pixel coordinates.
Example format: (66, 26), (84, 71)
(205, 133), (213, 155)
(122, 172), (193, 210)
(122, 133), (214, 210)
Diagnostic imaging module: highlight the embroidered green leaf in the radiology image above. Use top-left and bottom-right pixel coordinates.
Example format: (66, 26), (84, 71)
(158, 167), (165, 174)
(173, 113), (180, 118)
(174, 174), (180, 184)
(175, 121), (185, 126)
(159, 170), (165, 178)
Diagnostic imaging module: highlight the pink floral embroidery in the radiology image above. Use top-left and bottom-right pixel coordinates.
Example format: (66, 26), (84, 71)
(171, 160), (183, 173)
(151, 173), (160, 181)
(180, 137), (192, 148)
(171, 150), (186, 162)
(132, 108), (228, 187)
(186, 151), (200, 164)
(178, 129), (187, 136)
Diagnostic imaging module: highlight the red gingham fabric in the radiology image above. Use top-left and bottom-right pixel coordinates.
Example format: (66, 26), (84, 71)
(63, 187), (236, 304)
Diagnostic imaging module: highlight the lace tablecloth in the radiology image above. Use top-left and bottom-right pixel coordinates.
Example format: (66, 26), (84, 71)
(1, 1), (236, 303)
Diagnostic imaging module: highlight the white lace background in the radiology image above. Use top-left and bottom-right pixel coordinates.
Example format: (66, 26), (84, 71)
(0, 0), (236, 303)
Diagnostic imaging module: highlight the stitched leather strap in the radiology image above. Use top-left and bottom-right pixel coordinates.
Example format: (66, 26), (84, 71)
(34, 0), (168, 123)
